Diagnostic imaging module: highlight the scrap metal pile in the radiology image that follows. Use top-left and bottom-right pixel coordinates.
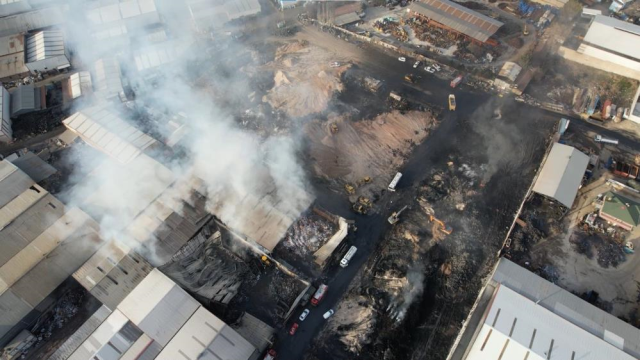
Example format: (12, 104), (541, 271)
(282, 212), (337, 256)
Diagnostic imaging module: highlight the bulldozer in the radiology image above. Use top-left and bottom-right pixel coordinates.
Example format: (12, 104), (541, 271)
(260, 255), (271, 266)
(345, 183), (355, 194)
(388, 205), (408, 224)
(429, 215), (452, 235)
(356, 176), (372, 186)
(330, 123), (338, 134)
(352, 196), (372, 215)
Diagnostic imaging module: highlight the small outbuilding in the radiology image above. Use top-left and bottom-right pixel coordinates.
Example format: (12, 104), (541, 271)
(599, 191), (640, 230)
(533, 143), (589, 208)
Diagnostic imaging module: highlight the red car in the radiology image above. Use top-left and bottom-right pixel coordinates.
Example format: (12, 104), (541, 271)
(289, 323), (299, 335)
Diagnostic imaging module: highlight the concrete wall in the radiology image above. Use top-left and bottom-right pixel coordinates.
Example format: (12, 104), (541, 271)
(0, 87), (12, 143)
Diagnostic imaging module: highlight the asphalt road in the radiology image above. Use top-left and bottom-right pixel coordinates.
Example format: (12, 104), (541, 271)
(269, 25), (640, 360)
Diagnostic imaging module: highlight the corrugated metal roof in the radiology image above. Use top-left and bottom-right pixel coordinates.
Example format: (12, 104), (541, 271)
(0, 34), (28, 80)
(583, 15), (640, 62)
(0, 160), (34, 208)
(0, 194), (63, 267)
(408, 0), (502, 42)
(117, 269), (200, 346)
(10, 84), (36, 117)
(156, 307), (257, 360)
(62, 107), (158, 164)
(8, 152), (56, 182)
(24, 30), (65, 63)
(488, 259), (640, 359)
(85, 0), (157, 25)
(533, 143), (589, 207)
(498, 61), (522, 82)
(0, 6), (68, 38)
(49, 305), (112, 360)
(68, 309), (130, 360)
(187, 0), (261, 29)
(68, 71), (93, 99)
(0, 182), (48, 234)
(92, 57), (124, 100)
(465, 285), (635, 360)
(133, 42), (178, 72)
(0, 289), (33, 341)
(334, 12), (361, 27)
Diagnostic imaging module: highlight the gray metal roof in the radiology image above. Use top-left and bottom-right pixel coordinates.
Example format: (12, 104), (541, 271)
(583, 15), (640, 61)
(334, 12), (361, 27)
(7, 151), (56, 183)
(533, 143), (589, 207)
(498, 61), (522, 82)
(117, 269), (200, 346)
(62, 106), (158, 164)
(156, 307), (257, 360)
(68, 71), (93, 99)
(408, 0), (503, 42)
(0, 160), (34, 209)
(0, 5), (68, 38)
(491, 259), (640, 358)
(464, 285), (635, 360)
(9, 85), (36, 117)
(187, 0), (261, 29)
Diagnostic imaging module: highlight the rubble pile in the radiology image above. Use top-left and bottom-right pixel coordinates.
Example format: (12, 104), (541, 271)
(282, 212), (337, 256)
(161, 236), (251, 305)
(327, 296), (376, 354)
(263, 41), (349, 118)
(570, 231), (627, 268)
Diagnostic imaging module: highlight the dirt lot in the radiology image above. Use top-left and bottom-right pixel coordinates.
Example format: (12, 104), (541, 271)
(305, 109), (436, 191)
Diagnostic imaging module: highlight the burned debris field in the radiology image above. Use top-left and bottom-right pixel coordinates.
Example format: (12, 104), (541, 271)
(308, 98), (556, 359)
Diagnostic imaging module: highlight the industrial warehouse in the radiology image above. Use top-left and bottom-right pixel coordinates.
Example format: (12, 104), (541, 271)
(1, 0), (640, 359)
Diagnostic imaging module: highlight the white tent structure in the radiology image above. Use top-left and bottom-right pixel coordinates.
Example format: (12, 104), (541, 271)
(533, 143), (589, 207)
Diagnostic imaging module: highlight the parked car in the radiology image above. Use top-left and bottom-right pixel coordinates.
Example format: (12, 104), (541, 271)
(323, 309), (335, 319)
(289, 323), (299, 335)
(299, 309), (310, 321)
(398, 57), (406, 62)
(424, 66), (435, 73)
(413, 61), (421, 68)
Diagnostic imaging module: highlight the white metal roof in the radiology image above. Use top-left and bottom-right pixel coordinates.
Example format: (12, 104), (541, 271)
(156, 307), (256, 360)
(69, 71), (93, 99)
(583, 15), (640, 61)
(62, 107), (158, 164)
(465, 285), (636, 360)
(187, 0), (261, 28)
(117, 269), (200, 346)
(25, 30), (65, 63)
(92, 57), (124, 99)
(85, 0), (157, 25)
(491, 259), (640, 358)
(532, 143), (589, 207)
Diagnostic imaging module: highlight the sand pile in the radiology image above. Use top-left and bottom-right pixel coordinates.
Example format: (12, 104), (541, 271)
(264, 41), (348, 118)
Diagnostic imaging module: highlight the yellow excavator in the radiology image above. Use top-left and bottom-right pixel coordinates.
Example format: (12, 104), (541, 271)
(429, 215), (452, 235)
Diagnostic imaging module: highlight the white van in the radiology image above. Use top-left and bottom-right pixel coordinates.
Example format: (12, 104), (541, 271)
(340, 246), (358, 268)
(595, 135), (619, 145)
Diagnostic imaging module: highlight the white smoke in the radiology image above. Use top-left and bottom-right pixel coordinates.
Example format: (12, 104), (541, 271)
(57, 1), (313, 263)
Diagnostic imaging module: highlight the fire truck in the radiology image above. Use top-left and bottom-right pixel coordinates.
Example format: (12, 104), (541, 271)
(310, 284), (328, 306)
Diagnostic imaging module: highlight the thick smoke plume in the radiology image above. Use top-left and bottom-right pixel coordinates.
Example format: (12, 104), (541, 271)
(58, 1), (313, 263)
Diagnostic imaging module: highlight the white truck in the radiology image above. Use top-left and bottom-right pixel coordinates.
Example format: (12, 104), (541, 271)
(595, 135), (619, 145)
(340, 246), (358, 268)
(388, 172), (402, 192)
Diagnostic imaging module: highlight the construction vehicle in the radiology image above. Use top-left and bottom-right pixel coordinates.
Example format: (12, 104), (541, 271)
(260, 255), (271, 266)
(448, 94), (456, 111)
(356, 176), (372, 186)
(404, 74), (415, 83)
(523, 24), (529, 35)
(388, 205), (408, 224)
(345, 183), (355, 194)
(352, 196), (372, 214)
(429, 215), (452, 235)
(330, 123), (338, 134)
